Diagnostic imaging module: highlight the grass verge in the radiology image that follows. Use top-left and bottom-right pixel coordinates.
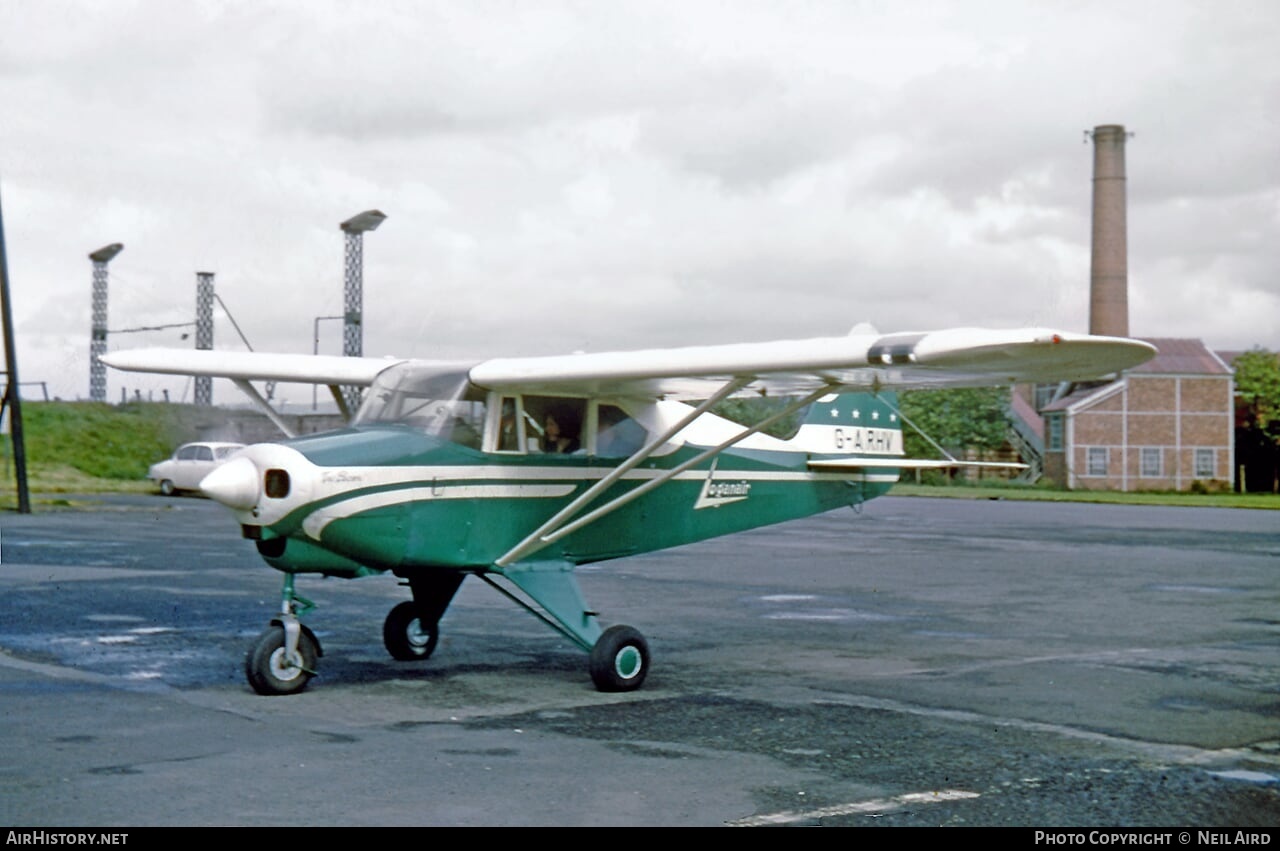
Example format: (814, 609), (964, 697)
(891, 482), (1280, 510)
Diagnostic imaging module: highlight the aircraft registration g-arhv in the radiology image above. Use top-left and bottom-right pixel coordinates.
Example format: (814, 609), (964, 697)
(104, 326), (1155, 696)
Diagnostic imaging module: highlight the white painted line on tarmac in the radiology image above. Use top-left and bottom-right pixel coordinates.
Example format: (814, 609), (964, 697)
(727, 788), (980, 827)
(96, 635), (139, 645)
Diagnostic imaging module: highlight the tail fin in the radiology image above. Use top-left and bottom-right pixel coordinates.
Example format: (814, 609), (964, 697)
(791, 391), (903, 455)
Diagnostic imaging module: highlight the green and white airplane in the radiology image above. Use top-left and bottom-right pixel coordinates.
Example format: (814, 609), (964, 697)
(105, 326), (1154, 696)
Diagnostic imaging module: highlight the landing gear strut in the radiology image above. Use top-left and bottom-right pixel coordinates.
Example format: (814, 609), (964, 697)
(244, 574), (323, 696)
(480, 567), (651, 692)
(382, 572), (466, 663)
(241, 568), (651, 695)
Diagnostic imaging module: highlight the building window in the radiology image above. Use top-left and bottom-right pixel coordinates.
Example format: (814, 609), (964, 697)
(1086, 447), (1108, 477)
(1046, 414), (1063, 451)
(1194, 448), (1216, 478)
(1140, 447), (1162, 477)
(1035, 384), (1058, 410)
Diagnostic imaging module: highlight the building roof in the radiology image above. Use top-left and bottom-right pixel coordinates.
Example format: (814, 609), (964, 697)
(1039, 338), (1231, 414)
(1130, 338), (1230, 376)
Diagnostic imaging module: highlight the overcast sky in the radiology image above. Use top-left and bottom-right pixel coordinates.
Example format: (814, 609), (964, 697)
(2, 0), (1277, 406)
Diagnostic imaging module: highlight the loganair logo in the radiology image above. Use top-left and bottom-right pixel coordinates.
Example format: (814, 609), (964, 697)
(694, 460), (751, 510)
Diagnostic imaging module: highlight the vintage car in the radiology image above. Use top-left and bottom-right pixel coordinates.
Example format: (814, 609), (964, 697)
(148, 442), (246, 496)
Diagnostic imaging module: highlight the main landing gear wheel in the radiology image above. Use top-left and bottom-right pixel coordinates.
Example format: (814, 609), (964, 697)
(383, 601), (439, 661)
(589, 625), (650, 692)
(245, 625), (318, 696)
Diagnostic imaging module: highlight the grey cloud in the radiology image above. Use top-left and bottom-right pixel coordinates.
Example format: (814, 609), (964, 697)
(635, 87), (872, 188)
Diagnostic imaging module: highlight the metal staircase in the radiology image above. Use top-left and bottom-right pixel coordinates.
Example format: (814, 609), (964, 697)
(1006, 391), (1044, 484)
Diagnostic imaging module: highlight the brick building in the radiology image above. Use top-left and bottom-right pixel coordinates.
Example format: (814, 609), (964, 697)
(1040, 339), (1234, 491)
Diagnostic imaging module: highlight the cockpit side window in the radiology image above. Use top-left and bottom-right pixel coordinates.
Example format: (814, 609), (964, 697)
(354, 364), (486, 449)
(523, 396), (587, 455)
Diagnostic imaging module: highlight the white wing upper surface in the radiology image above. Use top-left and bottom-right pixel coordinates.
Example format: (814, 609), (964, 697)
(104, 328), (1156, 400)
(101, 349), (406, 386)
(468, 327), (1156, 399)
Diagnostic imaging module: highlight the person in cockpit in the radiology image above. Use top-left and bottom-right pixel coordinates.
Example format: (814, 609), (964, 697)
(541, 411), (580, 454)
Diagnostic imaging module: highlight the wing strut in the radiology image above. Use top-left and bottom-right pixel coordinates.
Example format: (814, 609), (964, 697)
(497, 380), (836, 567)
(327, 385), (352, 421)
(494, 376), (754, 567)
(878, 392), (1028, 472)
(231, 379), (297, 439)
(879, 392), (958, 464)
(539, 385), (834, 547)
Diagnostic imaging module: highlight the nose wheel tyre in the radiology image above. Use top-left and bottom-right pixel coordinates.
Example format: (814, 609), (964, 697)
(245, 625), (318, 695)
(589, 625), (649, 692)
(383, 601), (439, 661)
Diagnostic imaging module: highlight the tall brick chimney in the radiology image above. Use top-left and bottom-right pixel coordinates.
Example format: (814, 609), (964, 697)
(1088, 124), (1129, 337)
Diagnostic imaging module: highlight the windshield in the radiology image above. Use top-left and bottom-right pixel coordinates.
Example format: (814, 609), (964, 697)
(354, 363), (486, 448)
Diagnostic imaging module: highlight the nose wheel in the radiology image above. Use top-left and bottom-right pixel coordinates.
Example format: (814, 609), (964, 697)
(245, 622), (320, 695)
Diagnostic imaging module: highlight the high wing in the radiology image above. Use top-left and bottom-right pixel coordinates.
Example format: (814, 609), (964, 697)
(468, 327), (1156, 399)
(104, 326), (1155, 407)
(101, 349), (404, 386)
(101, 348), (409, 436)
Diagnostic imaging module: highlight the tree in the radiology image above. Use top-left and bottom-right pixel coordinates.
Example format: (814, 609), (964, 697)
(897, 387), (1011, 459)
(1233, 347), (1280, 494)
(711, 395), (804, 439)
(1233, 347), (1280, 431)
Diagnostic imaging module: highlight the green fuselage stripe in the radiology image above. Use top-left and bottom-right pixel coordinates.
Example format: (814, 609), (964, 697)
(267, 434), (897, 574)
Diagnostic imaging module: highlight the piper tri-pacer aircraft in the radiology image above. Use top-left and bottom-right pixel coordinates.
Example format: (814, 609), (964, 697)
(105, 327), (1155, 696)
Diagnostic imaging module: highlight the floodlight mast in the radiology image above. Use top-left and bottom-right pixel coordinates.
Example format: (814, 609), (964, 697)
(338, 209), (385, 412)
(88, 243), (123, 402)
(195, 272), (214, 406)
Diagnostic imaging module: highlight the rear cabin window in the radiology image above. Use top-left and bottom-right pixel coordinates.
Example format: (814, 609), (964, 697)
(596, 404), (648, 456)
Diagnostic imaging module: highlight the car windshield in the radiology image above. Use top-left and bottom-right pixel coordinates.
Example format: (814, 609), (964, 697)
(354, 363), (486, 448)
